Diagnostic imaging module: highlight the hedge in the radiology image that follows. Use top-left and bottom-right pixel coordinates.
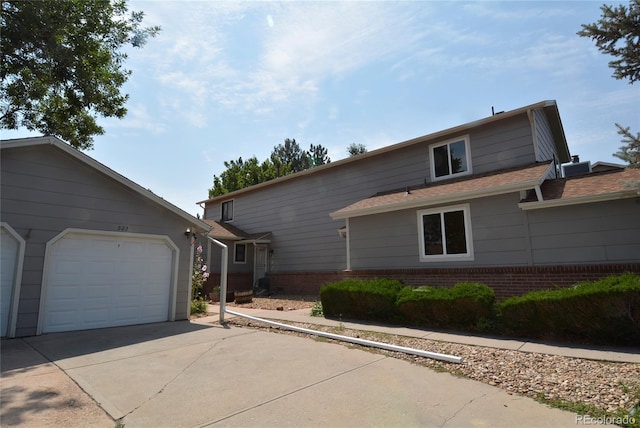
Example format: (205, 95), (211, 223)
(497, 273), (640, 345)
(320, 278), (404, 321)
(396, 282), (495, 329)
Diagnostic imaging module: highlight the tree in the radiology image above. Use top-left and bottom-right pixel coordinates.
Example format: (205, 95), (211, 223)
(1, 0), (160, 150)
(209, 156), (284, 197)
(271, 138), (309, 173)
(577, 0), (640, 83)
(613, 124), (640, 167)
(308, 143), (331, 166)
(209, 138), (332, 197)
(347, 143), (367, 156)
(578, 0), (640, 167)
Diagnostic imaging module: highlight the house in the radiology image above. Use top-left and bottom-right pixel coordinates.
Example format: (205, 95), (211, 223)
(1, 136), (211, 337)
(198, 100), (640, 298)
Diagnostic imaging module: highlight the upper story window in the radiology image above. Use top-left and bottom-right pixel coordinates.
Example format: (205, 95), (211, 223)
(429, 136), (471, 181)
(221, 200), (233, 222)
(417, 204), (474, 262)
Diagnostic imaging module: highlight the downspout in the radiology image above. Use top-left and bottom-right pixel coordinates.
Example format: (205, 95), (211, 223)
(223, 308), (462, 364)
(207, 236), (228, 323)
(345, 218), (351, 271)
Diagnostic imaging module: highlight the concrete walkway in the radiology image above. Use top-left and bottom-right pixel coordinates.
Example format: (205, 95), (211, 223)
(2, 306), (636, 427)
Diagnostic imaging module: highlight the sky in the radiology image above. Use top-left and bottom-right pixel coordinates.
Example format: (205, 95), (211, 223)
(3, 1), (639, 217)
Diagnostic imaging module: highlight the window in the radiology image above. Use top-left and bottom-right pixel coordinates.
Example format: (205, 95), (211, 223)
(429, 136), (471, 181)
(234, 243), (246, 264)
(221, 200), (233, 221)
(417, 204), (473, 261)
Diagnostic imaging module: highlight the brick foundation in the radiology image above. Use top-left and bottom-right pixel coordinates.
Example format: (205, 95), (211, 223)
(265, 264), (640, 300)
(204, 273), (253, 296)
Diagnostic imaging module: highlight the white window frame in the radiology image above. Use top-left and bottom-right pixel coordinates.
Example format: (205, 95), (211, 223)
(429, 135), (472, 182)
(221, 199), (234, 222)
(233, 242), (247, 264)
(417, 204), (474, 262)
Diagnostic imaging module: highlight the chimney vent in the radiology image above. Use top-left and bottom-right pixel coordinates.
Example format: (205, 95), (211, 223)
(572, 155), (580, 164)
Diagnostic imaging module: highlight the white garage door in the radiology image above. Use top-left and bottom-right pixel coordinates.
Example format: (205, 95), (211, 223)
(41, 231), (174, 333)
(1, 225), (22, 337)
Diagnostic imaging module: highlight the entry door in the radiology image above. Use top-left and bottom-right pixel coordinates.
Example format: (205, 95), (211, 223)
(253, 244), (269, 285)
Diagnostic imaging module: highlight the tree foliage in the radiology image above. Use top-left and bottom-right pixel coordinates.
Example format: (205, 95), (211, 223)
(347, 143), (367, 156)
(578, 0), (640, 167)
(613, 124), (640, 167)
(577, 0), (640, 84)
(1, 0), (160, 150)
(209, 138), (332, 197)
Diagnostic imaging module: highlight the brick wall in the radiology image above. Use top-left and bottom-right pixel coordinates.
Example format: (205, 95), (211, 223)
(266, 264), (640, 299)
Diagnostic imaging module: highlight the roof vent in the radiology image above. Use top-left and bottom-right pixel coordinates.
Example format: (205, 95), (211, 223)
(562, 160), (591, 177)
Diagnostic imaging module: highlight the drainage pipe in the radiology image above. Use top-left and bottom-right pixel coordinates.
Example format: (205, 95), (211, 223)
(207, 237), (228, 324)
(224, 308), (463, 364)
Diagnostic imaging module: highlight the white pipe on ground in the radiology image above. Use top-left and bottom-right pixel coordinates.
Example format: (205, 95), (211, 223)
(207, 237), (228, 324)
(224, 308), (463, 364)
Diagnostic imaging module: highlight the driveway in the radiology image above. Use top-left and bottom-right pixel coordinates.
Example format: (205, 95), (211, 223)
(2, 321), (582, 427)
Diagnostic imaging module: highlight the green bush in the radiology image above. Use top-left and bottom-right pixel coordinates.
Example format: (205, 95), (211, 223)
(497, 273), (640, 345)
(396, 282), (495, 330)
(320, 278), (404, 321)
(190, 298), (207, 315)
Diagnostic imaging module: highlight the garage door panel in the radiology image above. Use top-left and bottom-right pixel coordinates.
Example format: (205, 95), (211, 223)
(42, 232), (174, 333)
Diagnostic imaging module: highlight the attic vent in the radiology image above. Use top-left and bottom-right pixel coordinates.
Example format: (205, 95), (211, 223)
(562, 161), (591, 177)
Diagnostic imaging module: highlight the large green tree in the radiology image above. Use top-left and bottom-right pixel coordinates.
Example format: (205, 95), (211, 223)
(578, 0), (639, 167)
(209, 138), (332, 197)
(1, 0), (159, 150)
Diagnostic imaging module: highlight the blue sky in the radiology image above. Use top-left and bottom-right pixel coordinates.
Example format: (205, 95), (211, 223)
(3, 1), (639, 216)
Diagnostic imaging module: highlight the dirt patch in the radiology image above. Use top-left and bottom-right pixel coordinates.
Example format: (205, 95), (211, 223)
(226, 295), (318, 311)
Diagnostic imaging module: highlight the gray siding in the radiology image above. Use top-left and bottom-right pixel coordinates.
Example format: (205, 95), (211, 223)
(1, 145), (194, 336)
(205, 113), (541, 273)
(533, 108), (558, 162)
(348, 193), (531, 269)
(527, 199), (640, 265)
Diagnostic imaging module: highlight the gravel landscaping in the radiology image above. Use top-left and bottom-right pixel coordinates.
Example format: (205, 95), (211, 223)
(221, 296), (640, 425)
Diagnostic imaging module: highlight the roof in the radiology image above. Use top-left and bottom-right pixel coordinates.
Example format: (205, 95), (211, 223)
(519, 167), (640, 210)
(204, 219), (271, 243)
(330, 162), (554, 219)
(199, 100), (570, 205)
(1, 136), (212, 232)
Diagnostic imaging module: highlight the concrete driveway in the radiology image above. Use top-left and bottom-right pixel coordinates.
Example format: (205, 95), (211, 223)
(2, 321), (582, 427)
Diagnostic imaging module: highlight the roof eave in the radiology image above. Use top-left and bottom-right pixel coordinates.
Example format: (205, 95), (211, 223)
(331, 179), (545, 220)
(200, 100), (561, 204)
(518, 190), (639, 211)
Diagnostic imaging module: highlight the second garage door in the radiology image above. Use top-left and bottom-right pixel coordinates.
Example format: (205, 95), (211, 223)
(40, 231), (175, 334)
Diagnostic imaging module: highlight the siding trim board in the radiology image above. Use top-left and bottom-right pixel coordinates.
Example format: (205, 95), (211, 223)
(1, 222), (25, 338)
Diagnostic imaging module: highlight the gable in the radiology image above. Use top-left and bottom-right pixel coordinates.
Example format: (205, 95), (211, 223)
(1, 137), (210, 232)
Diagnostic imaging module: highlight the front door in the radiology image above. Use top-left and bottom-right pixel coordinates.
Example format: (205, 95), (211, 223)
(253, 244), (268, 286)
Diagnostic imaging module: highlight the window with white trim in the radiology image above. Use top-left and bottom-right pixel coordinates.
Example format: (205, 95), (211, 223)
(234, 243), (246, 264)
(221, 200), (233, 221)
(417, 204), (474, 261)
(429, 136), (471, 181)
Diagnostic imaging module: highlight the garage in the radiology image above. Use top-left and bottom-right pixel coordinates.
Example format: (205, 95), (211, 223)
(1, 223), (24, 338)
(39, 230), (178, 334)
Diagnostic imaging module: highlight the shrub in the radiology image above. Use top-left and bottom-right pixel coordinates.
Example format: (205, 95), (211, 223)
(396, 282), (495, 330)
(320, 278), (404, 321)
(497, 273), (640, 345)
(190, 298), (207, 315)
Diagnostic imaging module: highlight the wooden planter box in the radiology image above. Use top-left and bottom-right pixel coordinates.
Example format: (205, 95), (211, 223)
(234, 290), (253, 304)
(210, 290), (235, 303)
